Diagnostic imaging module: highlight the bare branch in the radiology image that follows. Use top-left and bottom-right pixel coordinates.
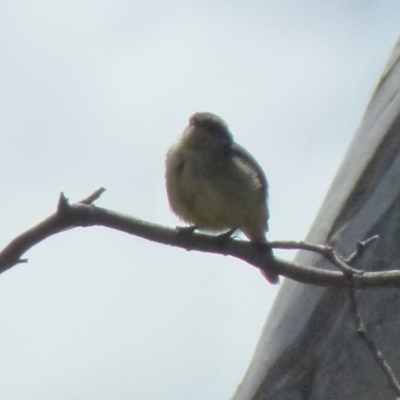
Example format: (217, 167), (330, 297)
(2, 189), (400, 395)
(1, 190), (400, 289)
(345, 235), (380, 264)
(347, 274), (400, 397)
(79, 187), (106, 205)
(270, 240), (364, 274)
(311, 239), (400, 397)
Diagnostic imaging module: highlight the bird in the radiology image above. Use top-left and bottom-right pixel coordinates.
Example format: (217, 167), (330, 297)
(165, 112), (278, 284)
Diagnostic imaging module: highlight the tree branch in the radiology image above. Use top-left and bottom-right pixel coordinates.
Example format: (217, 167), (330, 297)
(1, 189), (400, 289)
(308, 236), (400, 397)
(2, 189), (400, 395)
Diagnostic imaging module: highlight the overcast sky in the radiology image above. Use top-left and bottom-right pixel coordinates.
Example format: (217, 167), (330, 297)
(1, 1), (399, 399)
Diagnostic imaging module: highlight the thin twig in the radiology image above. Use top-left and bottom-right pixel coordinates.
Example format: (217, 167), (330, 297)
(80, 187), (106, 205)
(318, 239), (400, 398)
(345, 235), (380, 264)
(325, 248), (364, 275)
(347, 273), (400, 397)
(270, 240), (331, 254)
(270, 240), (364, 274)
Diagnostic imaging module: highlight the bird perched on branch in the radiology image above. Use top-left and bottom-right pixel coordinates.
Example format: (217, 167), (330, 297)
(165, 112), (278, 284)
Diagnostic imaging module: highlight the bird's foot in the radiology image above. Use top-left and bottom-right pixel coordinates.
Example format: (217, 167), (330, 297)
(216, 228), (238, 242)
(175, 225), (197, 235)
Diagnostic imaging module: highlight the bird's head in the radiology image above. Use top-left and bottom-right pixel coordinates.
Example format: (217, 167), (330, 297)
(182, 112), (233, 150)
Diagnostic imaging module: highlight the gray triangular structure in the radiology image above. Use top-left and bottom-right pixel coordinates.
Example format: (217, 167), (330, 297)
(232, 38), (400, 400)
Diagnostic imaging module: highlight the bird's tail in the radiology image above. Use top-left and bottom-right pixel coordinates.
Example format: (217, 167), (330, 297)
(260, 269), (279, 284)
(252, 239), (279, 284)
(243, 228), (279, 284)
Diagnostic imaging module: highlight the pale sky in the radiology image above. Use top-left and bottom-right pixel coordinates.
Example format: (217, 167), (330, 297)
(0, 1), (399, 399)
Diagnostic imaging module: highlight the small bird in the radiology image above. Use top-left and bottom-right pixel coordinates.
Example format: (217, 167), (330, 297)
(165, 112), (278, 284)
